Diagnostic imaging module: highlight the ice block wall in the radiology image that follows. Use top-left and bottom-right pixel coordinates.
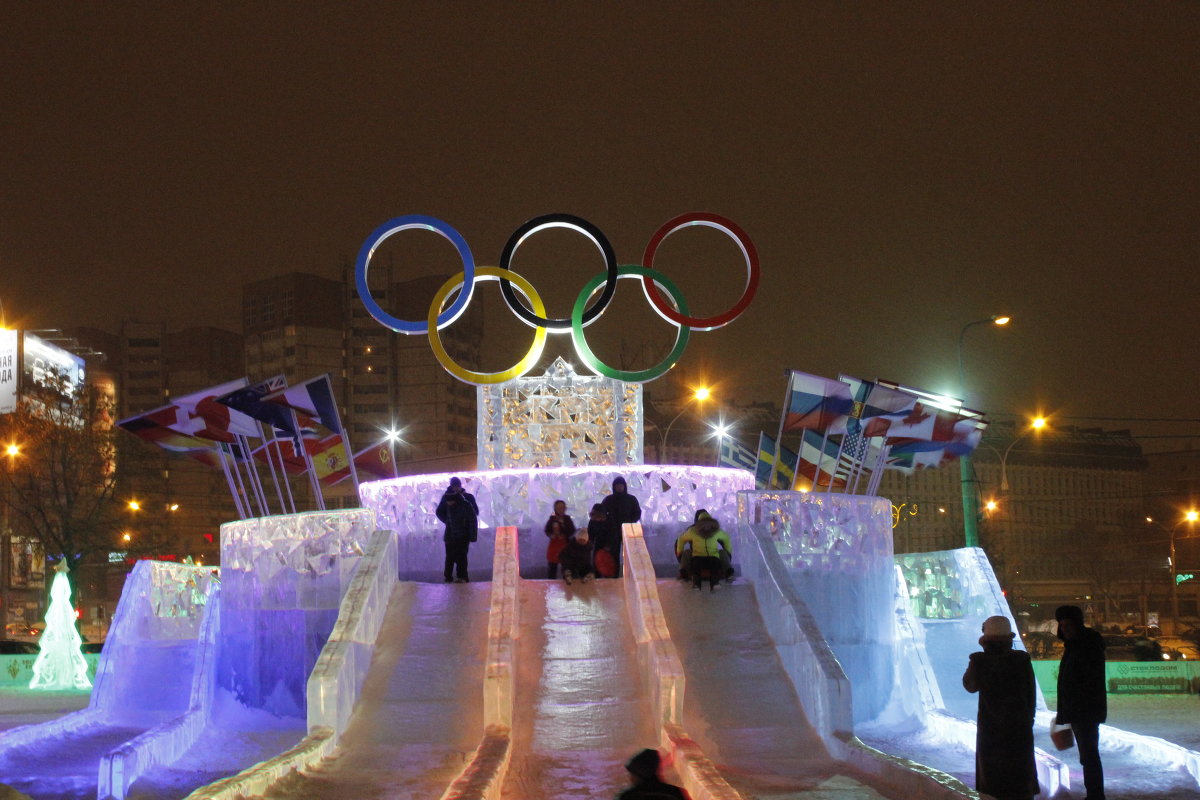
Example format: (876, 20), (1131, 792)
(217, 509), (376, 717)
(358, 465), (753, 579)
(92, 559), (218, 724)
(737, 490), (895, 723)
(894, 546), (1044, 720)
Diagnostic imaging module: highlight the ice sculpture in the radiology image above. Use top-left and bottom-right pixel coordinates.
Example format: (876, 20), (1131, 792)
(477, 357), (643, 468)
(29, 560), (92, 691)
(737, 489), (896, 723)
(216, 509), (376, 717)
(358, 465), (753, 579)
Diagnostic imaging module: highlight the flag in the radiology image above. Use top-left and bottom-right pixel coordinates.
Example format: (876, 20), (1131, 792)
(794, 429), (846, 490)
(756, 432), (799, 489)
(308, 432), (351, 486)
(323, 443), (396, 486)
(781, 371), (855, 433)
(129, 379), (259, 444)
(858, 383), (921, 438)
(264, 375), (343, 435)
(828, 375), (872, 435)
(117, 407), (222, 467)
(717, 437), (756, 472)
(217, 376), (300, 442)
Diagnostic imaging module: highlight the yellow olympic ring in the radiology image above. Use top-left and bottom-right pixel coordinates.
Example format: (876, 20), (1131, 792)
(427, 267), (548, 384)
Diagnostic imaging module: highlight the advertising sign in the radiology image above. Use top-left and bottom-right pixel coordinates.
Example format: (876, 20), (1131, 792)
(21, 332), (85, 404)
(8, 537), (45, 589)
(0, 328), (15, 414)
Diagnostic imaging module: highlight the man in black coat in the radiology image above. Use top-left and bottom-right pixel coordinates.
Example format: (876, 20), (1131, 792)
(435, 476), (478, 583)
(598, 475), (641, 578)
(1055, 604), (1107, 800)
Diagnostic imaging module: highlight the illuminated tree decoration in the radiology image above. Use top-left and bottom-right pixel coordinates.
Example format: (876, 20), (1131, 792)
(29, 560), (92, 691)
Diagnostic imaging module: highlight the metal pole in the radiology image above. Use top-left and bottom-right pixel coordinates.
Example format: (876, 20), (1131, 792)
(1171, 524), (1180, 633)
(957, 319), (989, 549)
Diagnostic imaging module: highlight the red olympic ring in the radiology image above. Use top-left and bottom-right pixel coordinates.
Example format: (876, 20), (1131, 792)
(640, 212), (760, 332)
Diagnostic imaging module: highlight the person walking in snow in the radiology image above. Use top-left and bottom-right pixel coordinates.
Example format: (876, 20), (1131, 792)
(962, 615), (1038, 800)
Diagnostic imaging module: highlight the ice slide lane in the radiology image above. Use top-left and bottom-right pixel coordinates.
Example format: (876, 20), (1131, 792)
(262, 580), (492, 800)
(500, 579), (663, 800)
(658, 580), (901, 800)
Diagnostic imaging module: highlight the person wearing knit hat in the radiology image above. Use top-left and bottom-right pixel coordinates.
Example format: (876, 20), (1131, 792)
(962, 615), (1037, 800)
(616, 748), (688, 800)
(558, 527), (595, 585)
(1055, 604), (1107, 800)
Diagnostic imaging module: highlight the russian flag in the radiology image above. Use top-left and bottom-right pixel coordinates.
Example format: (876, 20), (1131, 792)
(781, 371), (855, 434)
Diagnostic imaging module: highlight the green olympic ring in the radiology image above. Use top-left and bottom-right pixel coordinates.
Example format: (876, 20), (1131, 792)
(570, 265), (690, 382)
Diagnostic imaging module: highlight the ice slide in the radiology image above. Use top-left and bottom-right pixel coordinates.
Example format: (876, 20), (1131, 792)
(864, 547), (1200, 798)
(0, 560), (223, 800)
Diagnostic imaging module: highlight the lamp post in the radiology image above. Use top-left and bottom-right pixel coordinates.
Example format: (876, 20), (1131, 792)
(956, 315), (1010, 547)
(658, 386), (711, 463)
(1155, 510), (1200, 633)
(983, 416), (1047, 493)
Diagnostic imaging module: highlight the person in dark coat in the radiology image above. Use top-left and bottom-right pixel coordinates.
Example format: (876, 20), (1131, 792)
(962, 615), (1038, 800)
(544, 499), (576, 579)
(558, 528), (595, 585)
(616, 748), (689, 800)
(435, 476), (478, 583)
(1055, 604), (1107, 800)
(598, 475), (641, 578)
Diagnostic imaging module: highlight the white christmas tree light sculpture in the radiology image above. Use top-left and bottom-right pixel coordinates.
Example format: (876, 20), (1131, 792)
(29, 560), (92, 691)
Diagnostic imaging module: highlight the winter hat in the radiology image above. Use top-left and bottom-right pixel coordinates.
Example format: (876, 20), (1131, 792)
(590, 503), (606, 518)
(449, 476), (463, 488)
(1055, 605), (1084, 623)
(625, 748), (660, 781)
(612, 476), (627, 491)
(981, 616), (1015, 640)
(575, 529), (589, 544)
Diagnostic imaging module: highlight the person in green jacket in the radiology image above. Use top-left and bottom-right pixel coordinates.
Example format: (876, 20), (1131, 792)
(674, 511), (732, 591)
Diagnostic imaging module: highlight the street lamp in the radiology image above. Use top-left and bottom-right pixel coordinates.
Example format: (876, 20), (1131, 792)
(382, 427), (404, 479)
(985, 416), (1048, 492)
(658, 386), (712, 463)
(956, 314), (1011, 548)
(1155, 510), (1200, 632)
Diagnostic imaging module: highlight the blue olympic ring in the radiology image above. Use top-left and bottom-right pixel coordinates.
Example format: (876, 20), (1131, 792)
(354, 215), (476, 335)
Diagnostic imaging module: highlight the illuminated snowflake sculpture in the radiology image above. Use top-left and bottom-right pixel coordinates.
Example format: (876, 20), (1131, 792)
(477, 357), (643, 469)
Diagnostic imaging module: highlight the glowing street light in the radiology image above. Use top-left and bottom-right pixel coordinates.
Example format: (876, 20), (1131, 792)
(659, 386), (713, 462)
(382, 426), (405, 479)
(127, 500), (140, 512)
(997, 416), (1048, 492)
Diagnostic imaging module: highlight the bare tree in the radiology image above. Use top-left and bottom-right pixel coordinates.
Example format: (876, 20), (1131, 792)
(0, 384), (168, 602)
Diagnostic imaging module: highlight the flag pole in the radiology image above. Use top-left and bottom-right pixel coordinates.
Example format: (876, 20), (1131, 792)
(773, 372), (792, 490)
(236, 434), (270, 516)
(217, 446), (249, 519)
(256, 422), (288, 514)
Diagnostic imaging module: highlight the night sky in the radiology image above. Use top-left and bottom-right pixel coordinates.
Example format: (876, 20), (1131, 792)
(2, 4), (1197, 448)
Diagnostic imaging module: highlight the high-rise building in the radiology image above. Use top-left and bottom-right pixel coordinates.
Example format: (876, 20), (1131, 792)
(242, 270), (481, 492)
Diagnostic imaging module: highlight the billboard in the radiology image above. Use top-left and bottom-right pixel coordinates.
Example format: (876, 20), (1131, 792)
(0, 328), (15, 414)
(8, 537), (45, 589)
(21, 332), (85, 404)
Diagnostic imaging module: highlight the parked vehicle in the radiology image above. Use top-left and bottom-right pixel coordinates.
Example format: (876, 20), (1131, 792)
(0, 640), (40, 655)
(81, 642), (104, 654)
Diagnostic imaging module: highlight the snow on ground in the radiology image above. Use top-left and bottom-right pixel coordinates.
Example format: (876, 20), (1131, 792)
(0, 686), (89, 733)
(860, 690), (1200, 799)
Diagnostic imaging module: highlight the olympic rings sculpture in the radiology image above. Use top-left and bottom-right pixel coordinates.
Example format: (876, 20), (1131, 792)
(354, 212), (758, 385)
